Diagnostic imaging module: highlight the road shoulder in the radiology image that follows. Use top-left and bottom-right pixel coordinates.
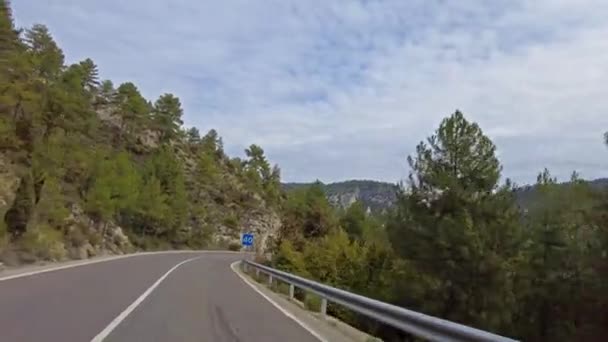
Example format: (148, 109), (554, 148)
(231, 261), (382, 342)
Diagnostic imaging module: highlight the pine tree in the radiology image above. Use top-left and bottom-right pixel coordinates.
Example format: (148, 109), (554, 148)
(141, 147), (188, 237)
(340, 200), (368, 239)
(24, 24), (64, 81)
(96, 80), (115, 107)
(115, 82), (149, 137)
(78, 58), (99, 92)
(134, 176), (169, 236)
(0, 0), (19, 57)
(152, 93), (183, 142)
(517, 169), (602, 340)
(387, 110), (522, 333)
(186, 127), (200, 145)
(201, 129), (224, 159)
(0, 1), (40, 151)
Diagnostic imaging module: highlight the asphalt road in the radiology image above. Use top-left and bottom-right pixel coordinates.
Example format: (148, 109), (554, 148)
(0, 252), (318, 342)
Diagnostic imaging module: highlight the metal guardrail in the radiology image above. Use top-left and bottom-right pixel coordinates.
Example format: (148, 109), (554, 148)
(242, 260), (518, 342)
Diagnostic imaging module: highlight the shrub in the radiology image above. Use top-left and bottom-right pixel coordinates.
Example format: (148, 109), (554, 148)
(0, 217), (8, 252)
(67, 226), (87, 247)
(20, 225), (67, 261)
(228, 242), (241, 251)
(275, 281), (290, 296)
(304, 293), (322, 312)
(273, 240), (308, 276)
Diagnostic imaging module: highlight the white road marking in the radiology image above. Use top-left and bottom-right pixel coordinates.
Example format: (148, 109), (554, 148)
(90, 256), (202, 342)
(230, 261), (328, 342)
(0, 250), (242, 282)
(0, 254), (140, 282)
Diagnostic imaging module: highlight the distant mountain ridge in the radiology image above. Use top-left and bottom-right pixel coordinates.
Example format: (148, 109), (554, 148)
(515, 177), (608, 209)
(283, 180), (398, 212)
(283, 178), (608, 212)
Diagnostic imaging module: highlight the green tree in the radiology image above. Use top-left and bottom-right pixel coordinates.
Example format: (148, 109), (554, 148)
(96, 79), (115, 107)
(273, 240), (309, 275)
(186, 127), (200, 145)
(387, 110), (522, 333)
(141, 147), (188, 238)
(0, 6), (40, 154)
(243, 144), (281, 205)
(201, 129), (223, 157)
(85, 169), (113, 222)
(196, 149), (219, 185)
(340, 201), (368, 239)
(0, 0), (19, 57)
(152, 93), (183, 142)
(279, 181), (336, 250)
(516, 170), (603, 341)
(302, 181), (336, 238)
(78, 58), (99, 92)
(85, 152), (140, 223)
(115, 82), (149, 137)
(245, 144), (269, 179)
(39, 62), (95, 139)
(132, 176), (170, 237)
(24, 24), (64, 81)
(34, 177), (68, 230)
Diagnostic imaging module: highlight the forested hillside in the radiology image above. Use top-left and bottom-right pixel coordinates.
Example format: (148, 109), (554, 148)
(274, 111), (608, 341)
(285, 178), (608, 215)
(0, 1), (281, 264)
(516, 177), (608, 210)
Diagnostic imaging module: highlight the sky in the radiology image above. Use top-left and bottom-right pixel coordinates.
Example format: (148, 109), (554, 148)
(12, 0), (608, 185)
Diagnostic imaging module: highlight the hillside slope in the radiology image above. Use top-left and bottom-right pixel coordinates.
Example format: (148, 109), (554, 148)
(284, 178), (608, 213)
(0, 3), (281, 265)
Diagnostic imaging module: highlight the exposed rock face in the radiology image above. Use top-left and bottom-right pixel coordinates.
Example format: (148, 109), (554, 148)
(97, 105), (160, 150)
(283, 180), (398, 212)
(241, 209), (281, 256)
(328, 188), (359, 209)
(108, 225), (131, 251)
(65, 204), (133, 257)
(210, 207), (280, 255)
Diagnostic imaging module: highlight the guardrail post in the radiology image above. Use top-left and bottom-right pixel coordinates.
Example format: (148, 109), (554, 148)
(268, 274), (273, 287)
(289, 284), (295, 300)
(255, 269), (259, 278)
(320, 298), (327, 319)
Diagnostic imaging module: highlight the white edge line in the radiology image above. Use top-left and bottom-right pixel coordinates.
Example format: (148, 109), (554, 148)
(0, 250), (244, 282)
(91, 256), (202, 342)
(0, 254), (137, 282)
(230, 261), (328, 342)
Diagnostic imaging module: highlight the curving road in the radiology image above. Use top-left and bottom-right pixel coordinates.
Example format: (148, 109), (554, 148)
(0, 252), (318, 342)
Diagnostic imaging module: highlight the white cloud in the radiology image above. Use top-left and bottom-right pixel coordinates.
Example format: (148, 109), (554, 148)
(12, 0), (608, 184)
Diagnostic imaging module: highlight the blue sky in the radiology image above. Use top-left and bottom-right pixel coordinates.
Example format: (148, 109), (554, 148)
(12, 0), (608, 184)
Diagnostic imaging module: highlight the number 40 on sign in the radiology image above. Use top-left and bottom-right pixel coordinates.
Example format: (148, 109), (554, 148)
(241, 233), (254, 247)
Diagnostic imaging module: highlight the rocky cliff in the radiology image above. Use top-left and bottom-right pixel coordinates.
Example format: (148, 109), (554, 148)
(283, 180), (398, 213)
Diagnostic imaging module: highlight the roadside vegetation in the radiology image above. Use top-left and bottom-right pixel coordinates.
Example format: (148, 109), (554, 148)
(2, 1), (607, 341)
(273, 111), (608, 341)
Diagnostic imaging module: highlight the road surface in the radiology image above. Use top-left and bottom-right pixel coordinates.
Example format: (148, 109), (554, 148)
(0, 252), (318, 342)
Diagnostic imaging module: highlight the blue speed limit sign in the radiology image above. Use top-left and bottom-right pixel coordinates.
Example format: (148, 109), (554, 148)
(241, 233), (254, 247)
